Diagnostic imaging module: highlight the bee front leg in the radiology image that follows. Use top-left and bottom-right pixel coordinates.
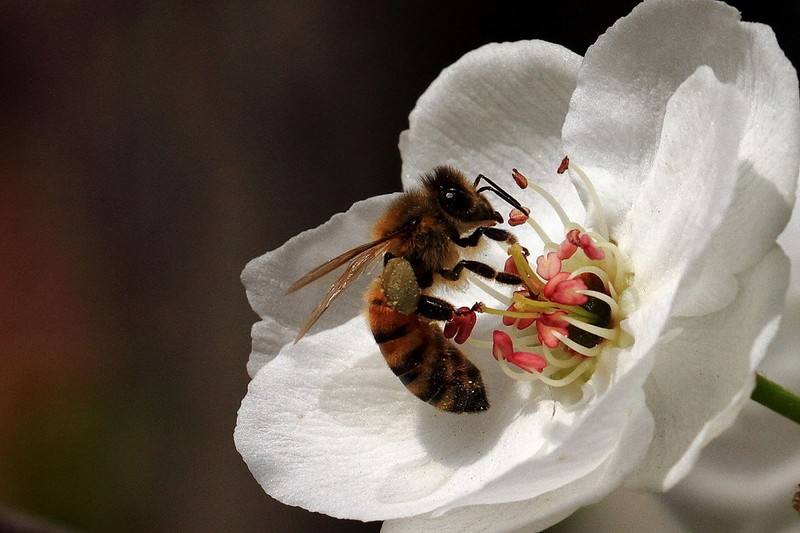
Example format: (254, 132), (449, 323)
(439, 260), (522, 285)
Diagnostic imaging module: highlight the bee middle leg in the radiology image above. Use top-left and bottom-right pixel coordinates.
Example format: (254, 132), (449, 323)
(451, 227), (517, 247)
(439, 260), (521, 285)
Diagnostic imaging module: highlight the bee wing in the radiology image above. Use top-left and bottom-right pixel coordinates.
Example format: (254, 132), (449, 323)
(294, 239), (393, 343)
(286, 228), (406, 294)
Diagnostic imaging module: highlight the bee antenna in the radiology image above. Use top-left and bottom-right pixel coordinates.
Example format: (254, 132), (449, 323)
(474, 174), (525, 212)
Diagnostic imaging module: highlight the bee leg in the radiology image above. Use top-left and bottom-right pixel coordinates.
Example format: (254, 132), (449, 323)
(383, 252), (396, 267)
(439, 260), (522, 285)
(417, 295), (459, 321)
(450, 227), (517, 247)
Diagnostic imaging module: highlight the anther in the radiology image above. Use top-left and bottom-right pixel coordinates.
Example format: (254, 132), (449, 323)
(508, 207), (530, 226)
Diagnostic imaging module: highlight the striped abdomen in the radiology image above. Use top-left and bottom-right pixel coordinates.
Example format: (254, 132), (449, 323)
(366, 280), (489, 413)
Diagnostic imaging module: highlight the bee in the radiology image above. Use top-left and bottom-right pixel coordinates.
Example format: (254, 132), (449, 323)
(287, 167), (527, 413)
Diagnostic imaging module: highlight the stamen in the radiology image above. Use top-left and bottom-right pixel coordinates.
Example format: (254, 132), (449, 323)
(542, 345), (582, 369)
(509, 208), (530, 227)
(468, 274), (512, 306)
(577, 289), (620, 319)
(512, 293), (596, 321)
(466, 338), (493, 349)
(525, 216), (555, 246)
(511, 170), (528, 189)
(568, 266), (617, 299)
(513, 168), (572, 228)
(509, 244), (545, 293)
(498, 357), (595, 387)
(480, 306), (539, 319)
(593, 241), (624, 290)
(552, 332), (602, 357)
(536, 359), (595, 387)
(561, 316), (618, 340)
(567, 161), (609, 239)
(498, 358), (538, 382)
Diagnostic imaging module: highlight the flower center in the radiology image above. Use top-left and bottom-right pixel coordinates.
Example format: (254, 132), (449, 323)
(471, 157), (633, 388)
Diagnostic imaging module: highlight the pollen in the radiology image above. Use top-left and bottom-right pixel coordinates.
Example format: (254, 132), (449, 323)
(471, 160), (633, 390)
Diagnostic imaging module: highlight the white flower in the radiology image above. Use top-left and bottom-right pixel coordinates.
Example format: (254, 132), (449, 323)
(235, 0), (800, 531)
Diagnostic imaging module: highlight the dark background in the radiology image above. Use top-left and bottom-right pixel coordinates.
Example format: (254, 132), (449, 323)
(2, 1), (797, 532)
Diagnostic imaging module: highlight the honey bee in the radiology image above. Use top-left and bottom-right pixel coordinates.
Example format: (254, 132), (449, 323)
(287, 167), (526, 413)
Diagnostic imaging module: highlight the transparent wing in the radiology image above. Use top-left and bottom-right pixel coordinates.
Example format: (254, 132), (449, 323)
(293, 239), (394, 343)
(286, 228), (405, 294)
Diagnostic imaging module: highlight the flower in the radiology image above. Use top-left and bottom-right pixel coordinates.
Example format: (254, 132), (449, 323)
(235, 0), (799, 530)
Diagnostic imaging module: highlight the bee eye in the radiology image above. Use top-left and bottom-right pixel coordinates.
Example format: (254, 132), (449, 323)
(440, 187), (471, 213)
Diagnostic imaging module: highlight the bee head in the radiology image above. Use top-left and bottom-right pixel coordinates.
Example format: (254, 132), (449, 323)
(424, 166), (503, 226)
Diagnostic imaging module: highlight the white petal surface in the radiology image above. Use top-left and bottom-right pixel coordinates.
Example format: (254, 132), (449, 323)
(236, 309), (646, 521)
(382, 395), (653, 533)
(241, 194), (398, 376)
(658, 192), (800, 532)
(665, 329), (800, 533)
(619, 66), (747, 293)
(617, 66), (791, 491)
(401, 40), (585, 244)
(564, 0), (800, 300)
(632, 245), (789, 490)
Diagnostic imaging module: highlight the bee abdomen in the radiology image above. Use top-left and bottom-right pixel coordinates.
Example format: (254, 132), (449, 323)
(367, 281), (489, 413)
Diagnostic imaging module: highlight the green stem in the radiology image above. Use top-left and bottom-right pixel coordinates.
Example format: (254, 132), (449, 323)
(751, 373), (800, 425)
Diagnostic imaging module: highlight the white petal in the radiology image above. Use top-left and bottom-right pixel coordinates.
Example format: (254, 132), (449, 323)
(664, 314), (800, 532)
(401, 40), (585, 242)
(241, 194), (398, 376)
(779, 184), (800, 302)
(382, 395), (653, 533)
(547, 490), (688, 533)
(564, 0), (800, 251)
(660, 197), (800, 532)
(630, 245), (789, 490)
(620, 66), (747, 294)
(236, 310), (643, 521)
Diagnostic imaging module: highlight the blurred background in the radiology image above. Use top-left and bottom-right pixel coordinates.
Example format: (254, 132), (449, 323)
(1, 1), (798, 532)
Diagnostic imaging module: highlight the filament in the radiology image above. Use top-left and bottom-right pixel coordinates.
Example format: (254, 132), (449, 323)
(525, 217), (555, 246)
(569, 162), (609, 239)
(552, 332), (602, 357)
(561, 316), (618, 340)
(577, 289), (620, 319)
(468, 274), (512, 306)
(542, 345), (582, 369)
(568, 266), (617, 299)
(522, 176), (572, 229)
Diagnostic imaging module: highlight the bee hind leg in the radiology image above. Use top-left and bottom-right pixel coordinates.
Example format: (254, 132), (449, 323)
(417, 295), (460, 321)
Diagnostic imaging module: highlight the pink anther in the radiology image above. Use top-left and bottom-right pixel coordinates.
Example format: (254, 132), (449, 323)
(491, 330), (546, 373)
(511, 168), (529, 189)
(536, 311), (569, 348)
(535, 251), (562, 280)
(508, 208), (530, 226)
(443, 307), (477, 344)
(557, 156), (570, 174)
